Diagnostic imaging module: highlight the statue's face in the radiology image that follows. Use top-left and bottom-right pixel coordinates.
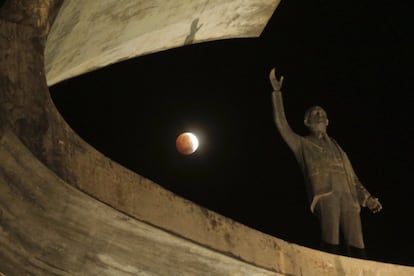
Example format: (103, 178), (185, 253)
(304, 106), (329, 132)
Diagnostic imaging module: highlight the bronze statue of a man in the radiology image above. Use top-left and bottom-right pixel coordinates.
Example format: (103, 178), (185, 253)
(269, 69), (382, 257)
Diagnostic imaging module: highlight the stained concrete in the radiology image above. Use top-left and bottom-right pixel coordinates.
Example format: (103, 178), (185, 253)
(44, 0), (280, 85)
(0, 129), (279, 275)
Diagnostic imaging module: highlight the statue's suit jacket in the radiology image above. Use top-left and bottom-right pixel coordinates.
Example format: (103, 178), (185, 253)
(272, 91), (371, 212)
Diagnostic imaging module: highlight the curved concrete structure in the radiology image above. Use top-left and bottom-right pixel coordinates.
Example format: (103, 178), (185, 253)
(0, 128), (278, 275)
(0, 0), (413, 275)
(45, 0), (280, 85)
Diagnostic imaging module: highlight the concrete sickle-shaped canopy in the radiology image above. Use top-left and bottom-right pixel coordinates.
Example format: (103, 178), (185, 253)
(45, 0), (281, 85)
(1, 0), (414, 275)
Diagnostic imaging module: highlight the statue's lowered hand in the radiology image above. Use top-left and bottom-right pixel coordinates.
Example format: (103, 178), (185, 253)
(269, 68), (284, 91)
(366, 196), (382, 213)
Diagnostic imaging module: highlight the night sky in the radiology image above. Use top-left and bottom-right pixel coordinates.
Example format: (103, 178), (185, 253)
(50, 1), (413, 266)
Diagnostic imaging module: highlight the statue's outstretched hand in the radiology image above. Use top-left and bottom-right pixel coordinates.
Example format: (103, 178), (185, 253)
(366, 196), (382, 213)
(269, 68), (284, 91)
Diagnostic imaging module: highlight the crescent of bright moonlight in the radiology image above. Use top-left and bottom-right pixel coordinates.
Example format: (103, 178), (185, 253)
(176, 132), (199, 155)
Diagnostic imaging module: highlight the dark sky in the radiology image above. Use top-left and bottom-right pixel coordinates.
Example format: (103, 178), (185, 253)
(50, 1), (413, 266)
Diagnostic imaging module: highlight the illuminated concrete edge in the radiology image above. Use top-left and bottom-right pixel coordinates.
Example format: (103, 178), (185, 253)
(44, 0), (281, 85)
(0, 130), (278, 275)
(0, 0), (413, 275)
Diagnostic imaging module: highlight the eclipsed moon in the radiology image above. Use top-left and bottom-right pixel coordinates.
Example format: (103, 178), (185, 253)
(176, 132), (199, 155)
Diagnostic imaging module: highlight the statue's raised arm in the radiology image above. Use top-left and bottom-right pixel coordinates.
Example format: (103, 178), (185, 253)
(269, 69), (301, 153)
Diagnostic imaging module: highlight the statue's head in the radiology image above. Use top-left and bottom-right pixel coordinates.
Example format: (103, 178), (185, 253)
(304, 106), (329, 133)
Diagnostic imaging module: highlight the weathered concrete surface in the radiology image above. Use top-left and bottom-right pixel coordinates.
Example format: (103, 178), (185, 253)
(1, 0), (414, 275)
(44, 0), (281, 85)
(0, 129), (279, 275)
(1, 130), (414, 275)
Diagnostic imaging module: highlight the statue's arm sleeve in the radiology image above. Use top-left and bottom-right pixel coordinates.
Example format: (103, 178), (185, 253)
(353, 173), (372, 207)
(340, 145), (373, 207)
(272, 90), (301, 152)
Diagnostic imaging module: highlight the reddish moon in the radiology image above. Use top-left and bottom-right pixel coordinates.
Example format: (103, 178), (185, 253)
(176, 132), (199, 155)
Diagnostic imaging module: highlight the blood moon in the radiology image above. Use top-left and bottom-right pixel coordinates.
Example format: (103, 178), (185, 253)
(176, 132), (199, 155)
